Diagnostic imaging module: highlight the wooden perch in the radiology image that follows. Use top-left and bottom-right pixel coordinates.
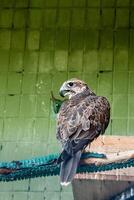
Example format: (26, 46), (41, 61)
(75, 136), (134, 181)
(81, 150), (134, 166)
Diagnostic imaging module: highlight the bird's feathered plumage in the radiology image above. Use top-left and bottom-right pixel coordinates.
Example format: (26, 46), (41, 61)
(56, 79), (110, 185)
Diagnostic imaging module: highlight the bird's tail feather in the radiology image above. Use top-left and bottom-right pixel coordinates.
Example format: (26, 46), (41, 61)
(60, 151), (81, 186)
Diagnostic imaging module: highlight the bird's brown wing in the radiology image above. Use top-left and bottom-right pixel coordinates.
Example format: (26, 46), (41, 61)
(57, 96), (110, 156)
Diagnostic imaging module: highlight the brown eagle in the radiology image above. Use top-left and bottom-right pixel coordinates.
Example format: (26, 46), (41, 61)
(56, 78), (110, 186)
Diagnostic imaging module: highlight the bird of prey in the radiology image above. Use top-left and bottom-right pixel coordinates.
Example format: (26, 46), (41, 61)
(56, 78), (110, 186)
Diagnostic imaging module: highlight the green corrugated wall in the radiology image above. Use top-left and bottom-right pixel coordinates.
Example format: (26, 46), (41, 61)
(0, 0), (133, 199)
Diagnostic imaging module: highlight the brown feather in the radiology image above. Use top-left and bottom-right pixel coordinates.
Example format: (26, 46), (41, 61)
(57, 91), (110, 147)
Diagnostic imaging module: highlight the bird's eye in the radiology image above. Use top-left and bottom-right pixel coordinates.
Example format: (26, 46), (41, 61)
(68, 82), (74, 87)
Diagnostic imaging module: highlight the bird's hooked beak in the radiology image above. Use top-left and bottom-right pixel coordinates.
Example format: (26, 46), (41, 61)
(59, 83), (70, 97)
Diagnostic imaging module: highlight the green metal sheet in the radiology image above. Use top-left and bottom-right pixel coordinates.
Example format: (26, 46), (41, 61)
(13, 10), (27, 28)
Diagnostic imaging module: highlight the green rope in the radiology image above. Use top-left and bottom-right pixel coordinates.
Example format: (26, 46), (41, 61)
(0, 152), (133, 182)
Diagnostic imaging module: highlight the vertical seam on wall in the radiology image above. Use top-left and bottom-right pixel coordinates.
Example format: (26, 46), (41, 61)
(127, 0), (131, 135)
(111, 0), (117, 135)
(82, 0), (87, 79)
(67, 1), (73, 78)
(96, 0), (102, 94)
(53, 0), (59, 73)
(27, 0), (35, 183)
(111, 32), (115, 136)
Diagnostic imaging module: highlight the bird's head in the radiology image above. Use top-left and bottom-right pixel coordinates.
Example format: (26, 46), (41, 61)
(59, 78), (93, 99)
